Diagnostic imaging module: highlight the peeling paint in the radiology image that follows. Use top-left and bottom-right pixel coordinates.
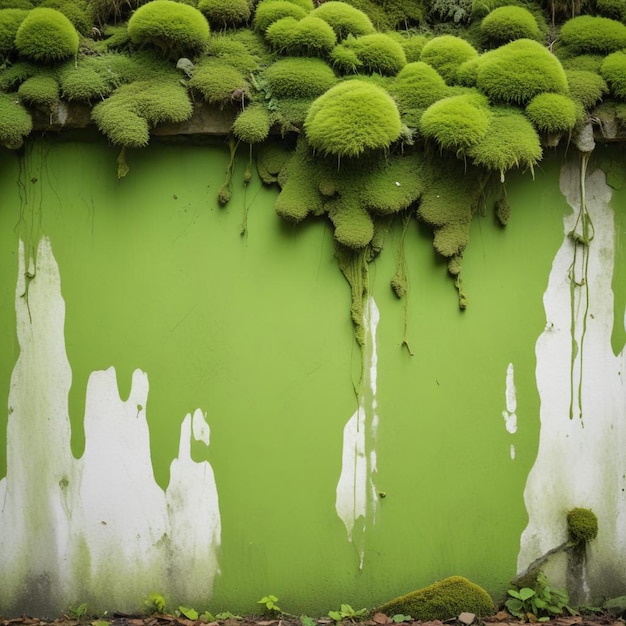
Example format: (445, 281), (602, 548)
(503, 362), (518, 435)
(335, 296), (379, 569)
(0, 237), (221, 615)
(518, 160), (626, 600)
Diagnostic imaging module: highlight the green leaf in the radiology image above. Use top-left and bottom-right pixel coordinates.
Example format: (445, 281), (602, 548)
(179, 606), (199, 620)
(519, 588), (536, 601)
(340, 605), (353, 615)
(508, 590), (522, 599)
(328, 611), (343, 622)
(505, 598), (524, 616)
(301, 616), (316, 626)
(539, 617), (550, 622)
(392, 615), (412, 623)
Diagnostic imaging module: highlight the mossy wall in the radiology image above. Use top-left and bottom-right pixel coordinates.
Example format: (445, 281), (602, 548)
(0, 138), (625, 617)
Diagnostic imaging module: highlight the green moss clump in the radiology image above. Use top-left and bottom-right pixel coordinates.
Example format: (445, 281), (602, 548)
(198, 0), (251, 28)
(0, 92), (32, 148)
(256, 140), (290, 183)
(525, 92), (577, 133)
(400, 34), (428, 62)
(14, 7), (79, 63)
(340, 33), (407, 75)
(595, 0), (626, 20)
(312, 1), (375, 40)
(566, 69), (607, 110)
(467, 106), (541, 178)
(0, 59), (36, 90)
(266, 15), (337, 56)
(419, 35), (478, 84)
(559, 16), (626, 54)
(567, 508), (599, 546)
(601, 51), (626, 101)
(393, 61), (448, 117)
(480, 6), (540, 46)
(560, 54), (604, 73)
(476, 39), (568, 105)
(0, 0), (32, 8)
(305, 79), (401, 157)
(189, 58), (248, 105)
(420, 93), (491, 151)
(206, 33), (264, 73)
(264, 57), (337, 98)
(17, 74), (59, 107)
(127, 0), (210, 58)
(58, 54), (131, 101)
(233, 103), (271, 143)
(253, 0), (308, 33)
(329, 43), (362, 73)
(0, 8), (28, 58)
(39, 0), (91, 36)
(378, 576), (495, 621)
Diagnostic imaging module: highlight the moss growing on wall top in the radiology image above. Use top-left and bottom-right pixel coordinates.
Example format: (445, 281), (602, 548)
(15, 7), (79, 63)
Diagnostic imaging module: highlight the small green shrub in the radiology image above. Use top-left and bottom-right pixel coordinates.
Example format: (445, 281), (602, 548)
(467, 105), (541, 178)
(264, 57), (337, 98)
(566, 69), (607, 109)
(420, 92), (491, 150)
(567, 508), (599, 545)
(476, 38), (568, 104)
(305, 79), (401, 157)
(342, 33), (407, 75)
(198, 0), (251, 28)
(525, 92), (577, 132)
(253, 0), (307, 33)
(14, 7), (79, 63)
(311, 1), (375, 40)
(189, 58), (248, 104)
(505, 572), (572, 620)
(17, 74), (59, 107)
(392, 60), (448, 114)
(377, 576), (495, 621)
(0, 8), (28, 58)
(559, 16), (626, 54)
(233, 103), (271, 143)
(127, 0), (210, 58)
(480, 6), (540, 46)
(419, 35), (478, 84)
(430, 0), (472, 24)
(265, 15), (337, 56)
(39, 0), (91, 35)
(0, 92), (32, 148)
(601, 51), (626, 100)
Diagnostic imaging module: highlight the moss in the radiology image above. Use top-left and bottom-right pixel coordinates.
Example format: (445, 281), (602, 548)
(560, 54), (604, 73)
(266, 15), (337, 56)
(378, 576), (495, 621)
(595, 0), (626, 20)
(329, 43), (362, 73)
(495, 196), (511, 224)
(17, 74), (59, 107)
(480, 6), (540, 46)
(39, 0), (91, 36)
(14, 7), (79, 63)
(256, 140), (290, 183)
(471, 0), (519, 19)
(206, 33), (263, 73)
(58, 55), (126, 101)
(567, 508), (599, 546)
(419, 35), (478, 84)
(339, 0), (423, 30)
(525, 92), (577, 133)
(0, 0), (32, 7)
(328, 195), (375, 249)
(467, 106), (541, 178)
(189, 58), (248, 105)
(0, 59), (36, 90)
(420, 92), (491, 151)
(198, 0), (251, 28)
(127, 0), (210, 58)
(400, 34), (428, 62)
(311, 1), (375, 40)
(0, 8), (28, 58)
(0, 91), (32, 148)
(335, 244), (369, 345)
(476, 39), (568, 105)
(559, 16), (626, 54)
(253, 0), (308, 33)
(233, 103), (271, 143)
(264, 57), (337, 98)
(341, 33), (407, 75)
(284, 0), (316, 9)
(601, 51), (626, 101)
(305, 79), (401, 158)
(566, 69), (607, 110)
(392, 61), (449, 116)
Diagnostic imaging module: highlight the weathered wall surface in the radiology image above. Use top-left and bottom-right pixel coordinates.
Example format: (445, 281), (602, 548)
(0, 139), (624, 617)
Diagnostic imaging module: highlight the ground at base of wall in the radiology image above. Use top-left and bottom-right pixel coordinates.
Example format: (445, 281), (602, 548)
(2, 610), (624, 626)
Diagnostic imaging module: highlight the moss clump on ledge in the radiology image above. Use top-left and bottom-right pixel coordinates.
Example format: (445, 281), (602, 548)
(377, 576), (495, 621)
(567, 507), (599, 546)
(14, 7), (78, 63)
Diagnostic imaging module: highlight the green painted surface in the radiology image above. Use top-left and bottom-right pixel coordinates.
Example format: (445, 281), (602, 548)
(0, 139), (572, 613)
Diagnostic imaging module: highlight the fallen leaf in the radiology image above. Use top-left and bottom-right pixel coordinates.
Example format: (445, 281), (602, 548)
(373, 614), (391, 625)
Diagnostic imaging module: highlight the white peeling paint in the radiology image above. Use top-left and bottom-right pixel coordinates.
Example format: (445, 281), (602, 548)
(0, 237), (221, 615)
(502, 362), (518, 434)
(336, 296), (380, 569)
(518, 160), (626, 599)
(510, 444), (516, 460)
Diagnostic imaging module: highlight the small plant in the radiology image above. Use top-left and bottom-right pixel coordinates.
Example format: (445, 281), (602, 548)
(392, 615), (412, 623)
(178, 606), (199, 620)
(215, 611), (243, 620)
(300, 616), (317, 626)
(505, 572), (574, 621)
(328, 604), (368, 622)
(258, 594), (282, 614)
(68, 603), (88, 619)
(146, 592), (166, 613)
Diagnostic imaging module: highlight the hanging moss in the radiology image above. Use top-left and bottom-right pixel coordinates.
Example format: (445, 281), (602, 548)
(256, 140), (291, 183)
(0, 91), (32, 148)
(480, 6), (540, 46)
(17, 74), (59, 108)
(0, 8), (28, 58)
(127, 0), (210, 58)
(253, 0), (308, 33)
(266, 15), (337, 56)
(327, 195), (375, 249)
(566, 69), (608, 110)
(601, 51), (626, 101)
(304, 79), (401, 158)
(335, 244), (369, 345)
(495, 196), (511, 225)
(525, 92), (577, 133)
(566, 508), (599, 546)
(476, 39), (568, 105)
(377, 576), (495, 621)
(233, 103), (271, 143)
(14, 7), (79, 63)
(559, 15), (626, 54)
(264, 57), (337, 98)
(198, 0), (251, 29)
(311, 1), (375, 40)
(419, 35), (478, 84)
(189, 58), (248, 105)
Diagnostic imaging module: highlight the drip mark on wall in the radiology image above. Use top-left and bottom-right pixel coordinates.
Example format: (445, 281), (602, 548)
(502, 363), (517, 459)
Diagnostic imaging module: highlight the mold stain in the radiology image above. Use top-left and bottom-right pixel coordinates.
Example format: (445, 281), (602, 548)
(0, 237), (221, 616)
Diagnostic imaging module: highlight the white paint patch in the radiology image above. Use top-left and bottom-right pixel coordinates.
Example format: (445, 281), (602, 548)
(0, 237), (222, 614)
(335, 296), (380, 569)
(510, 444), (516, 460)
(518, 160), (626, 599)
(503, 362), (518, 434)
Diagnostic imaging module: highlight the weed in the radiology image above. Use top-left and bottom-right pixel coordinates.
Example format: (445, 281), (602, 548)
(178, 607), (199, 620)
(505, 572), (574, 621)
(68, 603), (88, 619)
(392, 616), (413, 623)
(328, 605), (368, 623)
(258, 595), (282, 614)
(146, 593), (166, 614)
